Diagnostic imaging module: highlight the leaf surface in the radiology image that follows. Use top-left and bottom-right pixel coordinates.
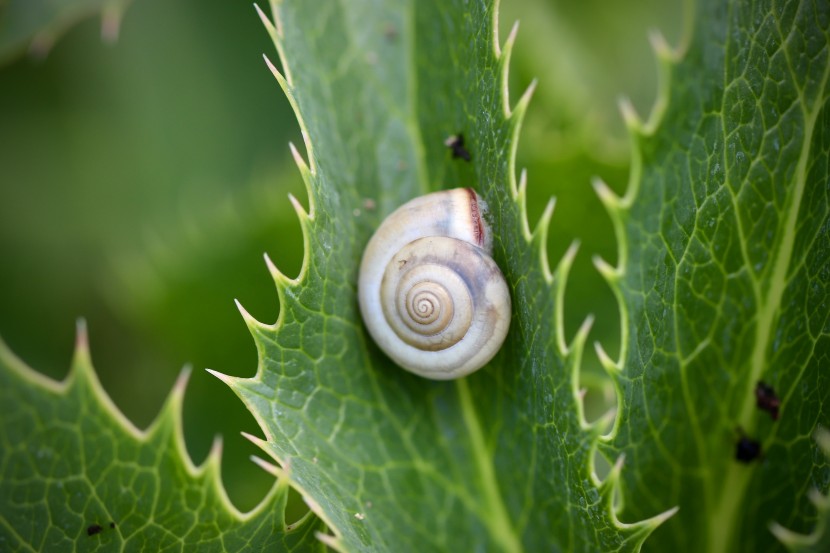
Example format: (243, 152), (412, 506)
(597, 0), (830, 551)
(221, 1), (672, 551)
(0, 326), (323, 551)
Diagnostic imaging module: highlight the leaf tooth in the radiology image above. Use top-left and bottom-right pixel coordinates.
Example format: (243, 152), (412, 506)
(67, 322), (149, 438)
(289, 141), (314, 184)
(203, 434), (225, 478)
(100, 4), (124, 43)
(594, 340), (621, 374)
(202, 435), (255, 518)
(628, 505), (680, 534)
(768, 522), (804, 548)
(234, 298), (273, 336)
(72, 318), (92, 368)
(553, 239), (581, 353)
(639, 28), (680, 136)
(570, 314), (593, 361)
(648, 29), (675, 62)
(618, 96), (643, 134)
(599, 454), (625, 505)
(498, 20), (520, 118)
(250, 454), (285, 478)
(254, 3), (278, 46)
(263, 55), (317, 177)
(492, 0), (503, 56)
(205, 435), (277, 522)
(570, 314), (596, 430)
(528, 197), (555, 285)
(288, 141), (317, 219)
(247, 455), (293, 507)
(510, 78), (537, 123)
(503, 20), (520, 58)
(206, 368), (245, 392)
(610, 28), (682, 243)
(592, 177), (629, 276)
(315, 531), (346, 553)
(264, 252), (294, 291)
(288, 189), (311, 224)
(206, 369), (275, 442)
(169, 365), (192, 410)
(588, 407), (618, 438)
(287, 191), (314, 285)
(231, 299), (272, 370)
(594, 338), (624, 443)
(610, 493), (678, 549)
(156, 368), (191, 428)
(258, 2), (294, 87)
(592, 254), (620, 282)
(263, 53), (291, 95)
(241, 430), (270, 453)
(145, 365), (198, 474)
(516, 168), (532, 240)
(808, 487), (829, 510)
(506, 79), (536, 195)
(592, 177), (623, 213)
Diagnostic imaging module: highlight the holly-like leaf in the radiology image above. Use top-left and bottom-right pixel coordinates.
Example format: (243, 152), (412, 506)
(596, 0), (830, 551)
(216, 1), (674, 551)
(0, 324), (324, 551)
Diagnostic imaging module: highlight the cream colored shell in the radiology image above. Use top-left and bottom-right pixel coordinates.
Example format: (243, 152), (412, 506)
(358, 188), (511, 380)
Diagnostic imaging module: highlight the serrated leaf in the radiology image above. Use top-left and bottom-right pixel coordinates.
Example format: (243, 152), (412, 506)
(220, 1), (672, 551)
(0, 324), (324, 551)
(599, 0), (830, 551)
(0, 0), (130, 62)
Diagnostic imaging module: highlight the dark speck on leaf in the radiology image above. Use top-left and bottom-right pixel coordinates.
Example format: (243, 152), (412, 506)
(87, 524), (103, 536)
(755, 381), (781, 420)
(444, 134), (471, 162)
(110, 522), (116, 529)
(735, 436), (762, 463)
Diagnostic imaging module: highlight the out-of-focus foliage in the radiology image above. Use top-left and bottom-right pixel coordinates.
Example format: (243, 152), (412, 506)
(0, 0), (130, 62)
(0, 0), (308, 509)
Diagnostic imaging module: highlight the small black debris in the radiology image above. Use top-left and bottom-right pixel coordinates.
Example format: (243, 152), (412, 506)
(87, 524), (103, 536)
(755, 381), (781, 420)
(444, 134), (471, 162)
(109, 522), (116, 529)
(735, 436), (762, 463)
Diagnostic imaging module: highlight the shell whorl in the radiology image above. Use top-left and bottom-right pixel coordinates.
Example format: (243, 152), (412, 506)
(358, 188), (511, 380)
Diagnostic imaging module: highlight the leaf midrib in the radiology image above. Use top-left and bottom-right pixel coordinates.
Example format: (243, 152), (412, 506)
(456, 378), (523, 553)
(706, 23), (830, 553)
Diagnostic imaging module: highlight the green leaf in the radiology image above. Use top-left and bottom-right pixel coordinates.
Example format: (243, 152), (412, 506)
(597, 0), (830, 551)
(0, 323), (324, 551)
(0, 0), (131, 63)
(218, 1), (672, 551)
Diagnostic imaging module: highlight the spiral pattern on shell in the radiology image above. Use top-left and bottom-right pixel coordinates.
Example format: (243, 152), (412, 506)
(358, 188), (511, 380)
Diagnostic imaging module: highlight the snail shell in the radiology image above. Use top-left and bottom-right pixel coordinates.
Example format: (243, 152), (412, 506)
(358, 188), (511, 380)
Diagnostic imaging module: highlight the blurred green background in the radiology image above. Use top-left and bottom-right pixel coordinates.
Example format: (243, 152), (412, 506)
(0, 0), (681, 510)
